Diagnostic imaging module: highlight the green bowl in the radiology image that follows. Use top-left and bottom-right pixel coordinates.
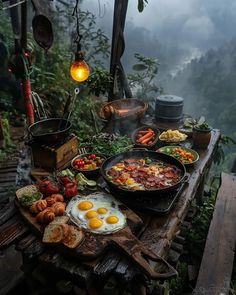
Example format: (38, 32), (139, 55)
(156, 146), (199, 165)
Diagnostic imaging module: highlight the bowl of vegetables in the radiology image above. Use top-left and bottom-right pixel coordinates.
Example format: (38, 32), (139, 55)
(71, 153), (106, 177)
(156, 146), (199, 166)
(16, 185), (43, 207)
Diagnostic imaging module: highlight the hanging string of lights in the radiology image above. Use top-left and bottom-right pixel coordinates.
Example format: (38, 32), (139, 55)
(70, 0), (90, 82)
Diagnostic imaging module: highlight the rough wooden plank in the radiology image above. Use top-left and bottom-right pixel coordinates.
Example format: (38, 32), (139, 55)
(16, 233), (37, 251)
(39, 250), (91, 285)
(0, 215), (29, 248)
(194, 172), (236, 295)
(0, 176), (16, 183)
(0, 200), (17, 225)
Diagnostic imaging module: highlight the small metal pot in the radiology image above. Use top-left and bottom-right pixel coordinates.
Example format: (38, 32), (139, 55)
(28, 118), (71, 143)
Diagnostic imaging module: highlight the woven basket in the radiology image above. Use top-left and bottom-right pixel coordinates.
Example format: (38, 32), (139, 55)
(99, 98), (148, 121)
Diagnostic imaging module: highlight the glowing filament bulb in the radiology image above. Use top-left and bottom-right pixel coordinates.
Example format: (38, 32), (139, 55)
(70, 59), (90, 82)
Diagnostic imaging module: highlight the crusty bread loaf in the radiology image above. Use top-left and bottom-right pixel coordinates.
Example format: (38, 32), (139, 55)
(42, 223), (70, 244)
(30, 199), (47, 214)
(62, 226), (84, 249)
(51, 202), (66, 216)
(36, 208), (55, 224)
(43, 224), (64, 243)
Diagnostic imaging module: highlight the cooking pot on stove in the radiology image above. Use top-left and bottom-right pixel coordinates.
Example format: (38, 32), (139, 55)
(28, 118), (71, 143)
(100, 150), (188, 198)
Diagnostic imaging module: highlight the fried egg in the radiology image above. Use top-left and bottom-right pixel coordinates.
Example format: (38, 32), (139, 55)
(66, 193), (126, 234)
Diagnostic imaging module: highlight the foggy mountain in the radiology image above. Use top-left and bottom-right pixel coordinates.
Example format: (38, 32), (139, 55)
(164, 39), (236, 135)
(82, 0), (236, 80)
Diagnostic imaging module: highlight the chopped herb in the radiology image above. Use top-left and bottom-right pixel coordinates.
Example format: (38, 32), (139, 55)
(19, 192), (42, 207)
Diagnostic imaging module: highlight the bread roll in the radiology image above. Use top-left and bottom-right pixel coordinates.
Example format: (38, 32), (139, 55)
(36, 208), (55, 224)
(52, 202), (66, 216)
(51, 194), (64, 202)
(45, 194), (64, 206)
(30, 199), (47, 214)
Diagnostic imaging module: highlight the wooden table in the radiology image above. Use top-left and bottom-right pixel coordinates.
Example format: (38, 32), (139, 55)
(0, 129), (220, 295)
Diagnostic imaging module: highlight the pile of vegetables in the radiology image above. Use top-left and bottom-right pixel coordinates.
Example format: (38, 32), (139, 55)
(159, 147), (195, 164)
(80, 133), (133, 156)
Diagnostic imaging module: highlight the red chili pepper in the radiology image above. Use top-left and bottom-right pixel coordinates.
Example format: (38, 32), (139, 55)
(64, 182), (78, 198)
(38, 179), (60, 196)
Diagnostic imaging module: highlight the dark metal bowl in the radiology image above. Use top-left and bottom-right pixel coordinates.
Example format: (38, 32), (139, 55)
(71, 153), (106, 178)
(28, 118), (71, 143)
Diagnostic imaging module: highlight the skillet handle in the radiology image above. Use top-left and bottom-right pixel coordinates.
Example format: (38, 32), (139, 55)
(182, 173), (190, 183)
(111, 234), (177, 279)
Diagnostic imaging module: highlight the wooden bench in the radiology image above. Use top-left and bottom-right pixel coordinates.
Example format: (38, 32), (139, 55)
(194, 172), (236, 295)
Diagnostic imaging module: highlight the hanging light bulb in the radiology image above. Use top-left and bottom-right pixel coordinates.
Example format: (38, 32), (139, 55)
(70, 50), (90, 82)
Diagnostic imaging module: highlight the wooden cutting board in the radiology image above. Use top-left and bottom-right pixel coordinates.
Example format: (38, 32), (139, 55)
(15, 190), (177, 279)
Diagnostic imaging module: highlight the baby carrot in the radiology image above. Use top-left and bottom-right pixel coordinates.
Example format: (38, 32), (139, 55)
(138, 131), (153, 143)
(141, 133), (154, 144)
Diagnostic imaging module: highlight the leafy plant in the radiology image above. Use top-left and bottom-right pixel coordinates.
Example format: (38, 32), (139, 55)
(213, 134), (236, 165)
(128, 53), (162, 102)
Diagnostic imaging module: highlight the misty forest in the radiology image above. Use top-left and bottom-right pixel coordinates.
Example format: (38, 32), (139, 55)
(0, 1), (236, 295)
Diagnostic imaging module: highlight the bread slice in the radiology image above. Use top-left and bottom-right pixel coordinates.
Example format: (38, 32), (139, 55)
(50, 216), (69, 225)
(43, 224), (65, 244)
(62, 226), (84, 249)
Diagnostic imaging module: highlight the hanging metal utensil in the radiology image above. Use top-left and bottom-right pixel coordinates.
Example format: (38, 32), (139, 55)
(66, 87), (80, 122)
(58, 88), (80, 131)
(31, 0), (54, 50)
(31, 91), (47, 120)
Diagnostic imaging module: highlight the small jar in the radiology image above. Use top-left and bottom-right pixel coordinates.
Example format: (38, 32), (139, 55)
(192, 126), (212, 149)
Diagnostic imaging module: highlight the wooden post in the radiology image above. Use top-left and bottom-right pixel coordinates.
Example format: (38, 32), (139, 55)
(20, 0), (35, 126)
(108, 0), (132, 101)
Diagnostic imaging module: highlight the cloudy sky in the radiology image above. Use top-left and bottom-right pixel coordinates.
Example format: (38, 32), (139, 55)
(82, 0), (236, 53)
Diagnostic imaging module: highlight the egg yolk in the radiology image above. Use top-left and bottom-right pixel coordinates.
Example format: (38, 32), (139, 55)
(78, 201), (93, 211)
(106, 215), (119, 224)
(88, 218), (103, 229)
(97, 207), (108, 214)
(86, 210), (98, 219)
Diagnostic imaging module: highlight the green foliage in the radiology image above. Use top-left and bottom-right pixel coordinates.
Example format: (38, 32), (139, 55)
(80, 133), (133, 156)
(213, 134), (236, 168)
(0, 116), (16, 161)
(169, 262), (188, 295)
(25, 6), (111, 129)
(70, 94), (103, 140)
(87, 67), (113, 97)
(128, 53), (163, 102)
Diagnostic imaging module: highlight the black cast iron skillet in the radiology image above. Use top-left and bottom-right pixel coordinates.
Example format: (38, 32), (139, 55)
(28, 118), (71, 143)
(100, 150), (188, 197)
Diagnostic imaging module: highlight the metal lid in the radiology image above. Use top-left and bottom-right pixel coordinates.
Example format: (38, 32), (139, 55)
(156, 95), (184, 104)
